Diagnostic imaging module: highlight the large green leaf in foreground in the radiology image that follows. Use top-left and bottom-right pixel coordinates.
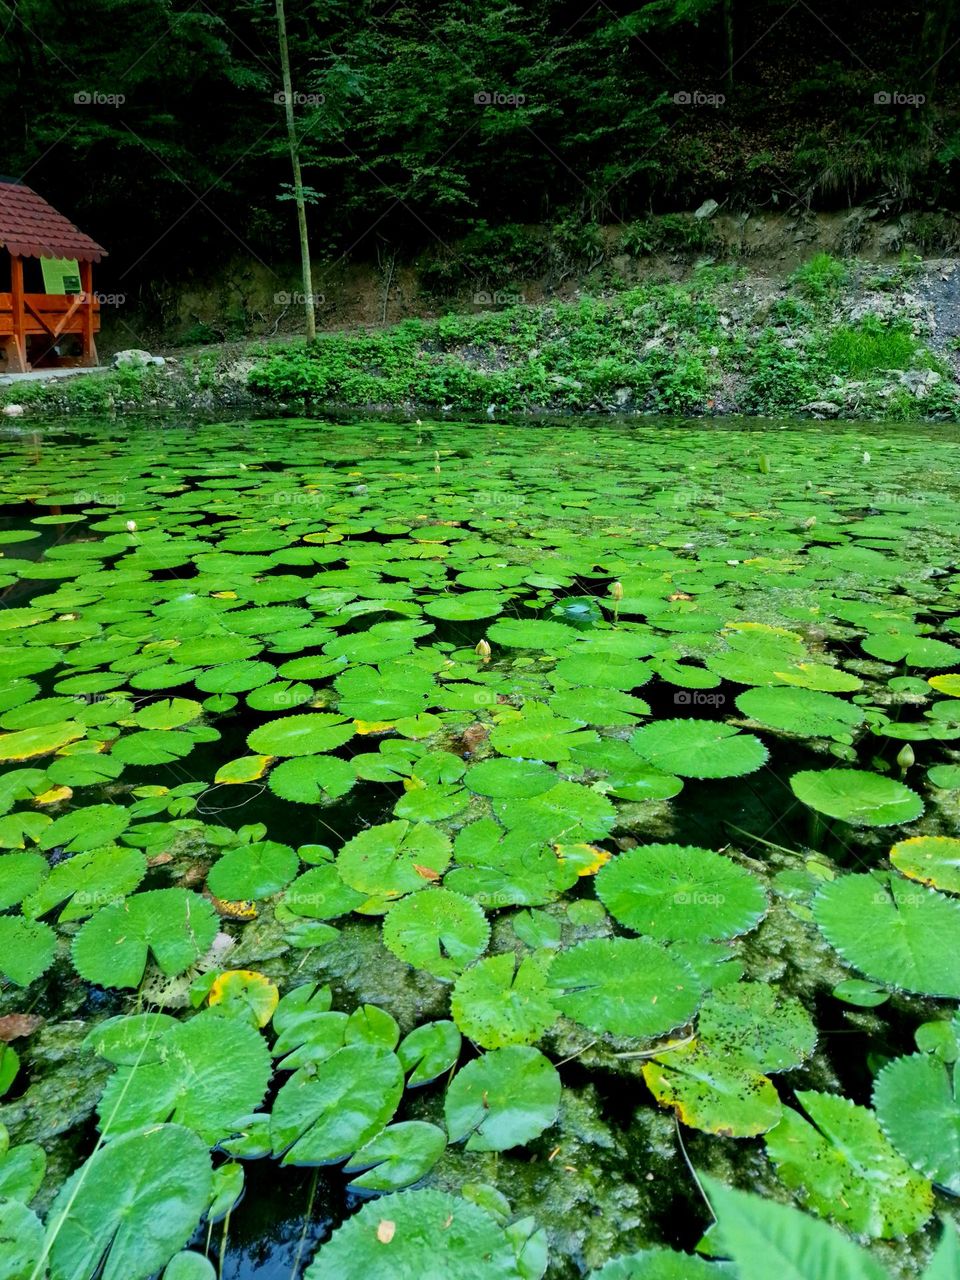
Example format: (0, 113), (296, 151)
(46, 1124), (212, 1280)
(813, 873), (960, 997)
(305, 1189), (524, 1279)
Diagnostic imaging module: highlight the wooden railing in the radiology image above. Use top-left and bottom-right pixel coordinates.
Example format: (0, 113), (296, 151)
(0, 291), (100, 338)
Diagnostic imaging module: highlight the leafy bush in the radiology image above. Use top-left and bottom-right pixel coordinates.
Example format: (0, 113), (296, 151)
(743, 330), (819, 411)
(620, 214), (721, 257)
(825, 316), (923, 377)
(790, 252), (849, 301)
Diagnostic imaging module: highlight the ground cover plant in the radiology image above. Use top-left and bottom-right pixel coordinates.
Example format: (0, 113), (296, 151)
(0, 415), (959, 1277)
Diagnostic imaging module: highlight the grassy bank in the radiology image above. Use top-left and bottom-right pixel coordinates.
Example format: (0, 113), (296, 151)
(3, 255), (958, 420)
(246, 257), (960, 420)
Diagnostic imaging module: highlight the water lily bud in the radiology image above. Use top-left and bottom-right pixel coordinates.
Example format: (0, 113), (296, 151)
(802, 516), (817, 529)
(862, 451), (871, 464)
(126, 519), (137, 532)
(897, 744), (915, 773)
(475, 639), (491, 661)
(434, 463), (441, 475)
(415, 418), (422, 426)
(610, 581), (624, 601)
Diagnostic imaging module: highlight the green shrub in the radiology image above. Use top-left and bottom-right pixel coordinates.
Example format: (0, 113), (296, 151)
(789, 253), (849, 301)
(419, 223), (543, 296)
(743, 330), (819, 412)
(619, 214), (720, 257)
(825, 316), (923, 377)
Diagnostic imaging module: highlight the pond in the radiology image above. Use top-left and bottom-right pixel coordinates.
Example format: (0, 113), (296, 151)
(1, 413), (959, 1280)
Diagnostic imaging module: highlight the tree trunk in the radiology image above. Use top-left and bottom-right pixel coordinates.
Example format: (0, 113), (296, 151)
(722, 0), (734, 90)
(276, 0), (316, 344)
(919, 0), (955, 99)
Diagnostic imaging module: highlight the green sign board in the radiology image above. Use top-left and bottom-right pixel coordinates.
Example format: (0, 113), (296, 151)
(40, 257), (82, 295)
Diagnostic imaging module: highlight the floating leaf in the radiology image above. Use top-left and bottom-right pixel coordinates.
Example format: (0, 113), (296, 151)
(814, 872), (960, 997)
(271, 1043), (404, 1165)
(446, 818), (578, 907)
(764, 1090), (933, 1238)
(445, 1046), (561, 1152)
(206, 841), (299, 901)
(596, 844), (767, 942)
(283, 864), (366, 920)
(547, 937), (701, 1038)
(629, 720), (767, 779)
(337, 820), (452, 909)
(46, 1124), (213, 1280)
(397, 1020), (462, 1086)
(268, 755), (356, 803)
(94, 1010), (272, 1144)
(451, 954), (558, 1049)
(642, 1042), (782, 1137)
(735, 686), (863, 739)
(463, 758), (558, 800)
(791, 769), (923, 827)
(890, 836), (960, 893)
(345, 1121), (447, 1192)
(382, 888), (490, 980)
(72, 888), (218, 989)
(304, 1189), (522, 1279)
(0, 917), (57, 986)
(207, 970), (279, 1028)
(874, 1053), (960, 1194)
(246, 713), (354, 757)
(0, 851), (48, 910)
(22, 845), (146, 922)
(697, 982), (816, 1072)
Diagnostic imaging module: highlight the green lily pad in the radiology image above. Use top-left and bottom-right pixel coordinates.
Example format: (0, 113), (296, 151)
(764, 1090), (933, 1238)
(629, 720), (767, 779)
(791, 769), (923, 827)
(445, 1046), (561, 1152)
(596, 844), (767, 942)
(547, 937), (701, 1038)
(382, 888), (490, 980)
(451, 953), (559, 1048)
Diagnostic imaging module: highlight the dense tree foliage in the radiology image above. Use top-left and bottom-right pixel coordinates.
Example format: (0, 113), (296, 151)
(0, 0), (957, 288)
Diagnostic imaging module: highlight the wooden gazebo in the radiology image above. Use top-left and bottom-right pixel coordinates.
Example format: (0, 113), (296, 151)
(0, 180), (106, 373)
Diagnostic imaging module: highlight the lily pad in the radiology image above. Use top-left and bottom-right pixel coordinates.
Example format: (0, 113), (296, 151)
(382, 888), (490, 980)
(791, 769), (923, 827)
(445, 1046), (561, 1152)
(547, 937), (701, 1038)
(764, 1090), (933, 1238)
(629, 720), (767, 779)
(451, 954), (559, 1048)
(596, 844), (767, 942)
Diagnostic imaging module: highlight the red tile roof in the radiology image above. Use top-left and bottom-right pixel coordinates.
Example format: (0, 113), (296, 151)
(0, 181), (106, 262)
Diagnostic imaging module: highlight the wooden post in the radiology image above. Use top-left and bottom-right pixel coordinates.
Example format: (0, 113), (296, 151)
(79, 259), (97, 367)
(9, 254), (28, 372)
